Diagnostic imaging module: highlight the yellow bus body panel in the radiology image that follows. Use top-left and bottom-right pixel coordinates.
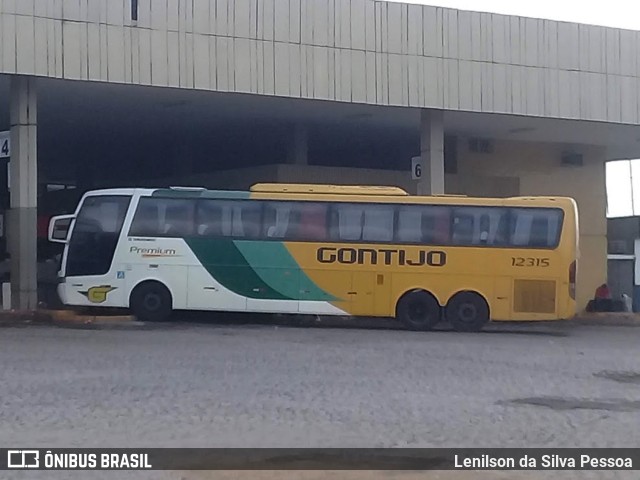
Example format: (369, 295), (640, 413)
(253, 190), (579, 322)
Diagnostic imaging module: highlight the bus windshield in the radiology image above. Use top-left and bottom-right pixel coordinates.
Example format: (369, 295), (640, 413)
(66, 195), (131, 277)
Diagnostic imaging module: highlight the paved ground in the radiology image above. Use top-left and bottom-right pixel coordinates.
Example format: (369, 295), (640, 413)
(1, 316), (640, 479)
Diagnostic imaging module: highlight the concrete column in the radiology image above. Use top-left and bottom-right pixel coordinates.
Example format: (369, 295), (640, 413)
(418, 109), (445, 195)
(8, 76), (38, 310)
(287, 124), (308, 166)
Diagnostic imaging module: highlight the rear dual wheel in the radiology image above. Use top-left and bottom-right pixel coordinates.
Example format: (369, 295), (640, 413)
(396, 290), (489, 332)
(396, 290), (441, 331)
(445, 291), (490, 332)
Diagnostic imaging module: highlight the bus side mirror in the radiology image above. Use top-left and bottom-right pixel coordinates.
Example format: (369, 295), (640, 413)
(48, 215), (75, 244)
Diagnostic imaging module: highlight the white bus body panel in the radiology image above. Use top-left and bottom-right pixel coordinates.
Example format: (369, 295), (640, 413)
(57, 189), (349, 316)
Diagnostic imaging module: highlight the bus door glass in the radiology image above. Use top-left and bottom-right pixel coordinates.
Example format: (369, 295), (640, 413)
(65, 196), (131, 277)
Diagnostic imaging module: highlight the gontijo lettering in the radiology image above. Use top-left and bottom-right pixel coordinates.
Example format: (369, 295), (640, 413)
(317, 247), (447, 267)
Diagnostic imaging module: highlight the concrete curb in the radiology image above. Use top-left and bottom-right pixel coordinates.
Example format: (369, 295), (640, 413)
(570, 313), (640, 327)
(0, 309), (52, 326)
(53, 315), (144, 329)
(0, 309), (139, 328)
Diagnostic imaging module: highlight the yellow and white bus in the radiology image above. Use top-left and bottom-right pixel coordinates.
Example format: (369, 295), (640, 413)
(49, 183), (578, 331)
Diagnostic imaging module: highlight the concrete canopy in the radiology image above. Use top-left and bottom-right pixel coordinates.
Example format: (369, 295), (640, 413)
(1, 75), (640, 188)
(2, 0), (640, 166)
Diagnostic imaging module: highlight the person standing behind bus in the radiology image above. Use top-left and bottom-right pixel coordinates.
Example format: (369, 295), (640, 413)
(593, 283), (613, 312)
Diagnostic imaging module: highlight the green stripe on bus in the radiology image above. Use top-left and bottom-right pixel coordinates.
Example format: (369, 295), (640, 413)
(185, 238), (291, 300)
(234, 241), (338, 302)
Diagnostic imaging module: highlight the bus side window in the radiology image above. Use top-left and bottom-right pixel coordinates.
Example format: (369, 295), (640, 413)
(362, 206), (394, 242)
(535, 210), (564, 248)
(421, 214), (436, 243)
(196, 201), (224, 237)
(452, 213), (474, 245)
(479, 215), (490, 244)
(237, 202), (262, 238)
(547, 213), (561, 246)
(510, 208), (562, 248)
(294, 203), (328, 241)
(396, 207), (423, 243)
(434, 211), (451, 244)
(164, 201), (194, 237)
(332, 205), (364, 241)
(129, 201), (160, 236)
(510, 211), (533, 246)
(422, 207), (450, 245)
(495, 213), (509, 245)
(263, 202), (292, 239)
(529, 216), (549, 247)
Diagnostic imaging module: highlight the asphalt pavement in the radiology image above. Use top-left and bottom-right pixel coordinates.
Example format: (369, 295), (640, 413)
(1, 316), (639, 479)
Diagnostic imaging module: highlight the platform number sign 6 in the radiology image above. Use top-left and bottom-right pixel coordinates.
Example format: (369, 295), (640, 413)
(0, 132), (10, 159)
(411, 156), (422, 180)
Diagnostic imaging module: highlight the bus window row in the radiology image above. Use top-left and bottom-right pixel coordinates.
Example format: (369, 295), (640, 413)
(127, 197), (564, 249)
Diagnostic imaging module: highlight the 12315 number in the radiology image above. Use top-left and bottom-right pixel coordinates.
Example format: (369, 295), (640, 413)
(512, 257), (550, 267)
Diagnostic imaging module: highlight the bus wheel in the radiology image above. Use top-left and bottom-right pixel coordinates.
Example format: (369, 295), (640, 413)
(446, 292), (489, 332)
(130, 281), (173, 322)
(396, 290), (441, 331)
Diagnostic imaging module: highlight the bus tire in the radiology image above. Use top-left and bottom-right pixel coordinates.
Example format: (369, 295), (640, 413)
(446, 291), (489, 332)
(396, 290), (441, 331)
(130, 281), (173, 322)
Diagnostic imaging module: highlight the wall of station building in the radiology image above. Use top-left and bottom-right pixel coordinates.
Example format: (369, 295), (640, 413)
(152, 137), (606, 313)
(3, 0), (640, 124)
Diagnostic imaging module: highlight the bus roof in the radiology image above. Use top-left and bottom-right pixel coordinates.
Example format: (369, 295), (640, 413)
(80, 186), (577, 209)
(250, 183), (410, 196)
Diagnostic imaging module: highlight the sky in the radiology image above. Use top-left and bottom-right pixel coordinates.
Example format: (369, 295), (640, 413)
(389, 0), (640, 217)
(389, 0), (640, 30)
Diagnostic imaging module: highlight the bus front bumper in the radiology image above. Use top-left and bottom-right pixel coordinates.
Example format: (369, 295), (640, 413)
(57, 281), (70, 305)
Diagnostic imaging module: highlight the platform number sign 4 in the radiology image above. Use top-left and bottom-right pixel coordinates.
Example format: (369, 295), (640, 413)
(0, 131), (10, 159)
(411, 156), (422, 180)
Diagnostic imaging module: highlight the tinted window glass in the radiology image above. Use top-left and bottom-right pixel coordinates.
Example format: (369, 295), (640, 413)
(452, 207), (509, 246)
(330, 204), (395, 243)
(396, 206), (450, 244)
(263, 202), (297, 239)
(396, 206), (423, 243)
(129, 198), (194, 237)
(330, 204), (365, 241)
(290, 202), (328, 241)
(194, 200), (224, 236)
(125, 197), (564, 250)
(195, 200), (261, 239)
(66, 196), (131, 276)
(510, 208), (563, 248)
(452, 213), (474, 245)
(362, 205), (395, 242)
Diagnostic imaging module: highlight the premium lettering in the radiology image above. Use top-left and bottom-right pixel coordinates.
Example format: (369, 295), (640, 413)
(130, 246), (177, 257)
